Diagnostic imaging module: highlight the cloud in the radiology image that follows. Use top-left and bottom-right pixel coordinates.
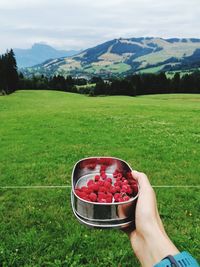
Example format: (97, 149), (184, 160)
(0, 0), (200, 52)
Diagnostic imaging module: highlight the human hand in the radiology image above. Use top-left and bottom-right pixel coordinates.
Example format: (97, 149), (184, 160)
(127, 171), (179, 267)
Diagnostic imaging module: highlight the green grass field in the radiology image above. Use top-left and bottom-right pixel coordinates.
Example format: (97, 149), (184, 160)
(0, 91), (200, 266)
(85, 63), (131, 74)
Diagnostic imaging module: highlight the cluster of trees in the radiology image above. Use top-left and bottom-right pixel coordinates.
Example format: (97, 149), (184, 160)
(92, 72), (200, 96)
(1, 49), (200, 96)
(18, 71), (200, 96)
(18, 74), (87, 92)
(0, 50), (19, 94)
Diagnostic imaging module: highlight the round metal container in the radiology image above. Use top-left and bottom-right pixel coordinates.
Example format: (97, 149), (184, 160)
(71, 157), (139, 229)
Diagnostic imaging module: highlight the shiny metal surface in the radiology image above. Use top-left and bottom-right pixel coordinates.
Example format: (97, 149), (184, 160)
(71, 192), (134, 229)
(71, 157), (138, 228)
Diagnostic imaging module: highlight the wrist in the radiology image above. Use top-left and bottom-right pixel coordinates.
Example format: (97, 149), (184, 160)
(145, 225), (179, 265)
(130, 223), (179, 267)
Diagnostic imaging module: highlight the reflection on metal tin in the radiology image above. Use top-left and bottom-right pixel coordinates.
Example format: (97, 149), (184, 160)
(71, 157), (139, 229)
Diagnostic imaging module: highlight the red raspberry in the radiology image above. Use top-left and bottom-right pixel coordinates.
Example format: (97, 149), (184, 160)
(110, 186), (117, 194)
(114, 182), (122, 187)
(101, 172), (107, 180)
(104, 181), (111, 188)
(86, 186), (93, 194)
(98, 192), (106, 199)
(114, 193), (120, 202)
(94, 175), (100, 181)
(106, 196), (113, 203)
(117, 173), (123, 179)
(98, 180), (104, 186)
(115, 186), (121, 192)
(75, 189), (80, 194)
(121, 188), (126, 193)
(87, 179), (94, 187)
(81, 186), (88, 192)
(81, 194), (85, 198)
(116, 177), (122, 182)
(122, 180), (129, 185)
(75, 190), (85, 198)
(118, 181), (123, 187)
(105, 178), (112, 183)
(89, 192), (97, 202)
(99, 186), (107, 193)
(100, 165), (107, 172)
(91, 183), (99, 191)
(120, 191), (126, 197)
(126, 187), (133, 195)
(118, 197), (124, 202)
(83, 197), (91, 201)
(122, 185), (129, 191)
(106, 192), (113, 202)
(123, 195), (130, 201)
(113, 171), (118, 178)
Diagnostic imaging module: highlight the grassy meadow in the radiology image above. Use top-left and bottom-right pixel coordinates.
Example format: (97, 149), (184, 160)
(0, 91), (200, 266)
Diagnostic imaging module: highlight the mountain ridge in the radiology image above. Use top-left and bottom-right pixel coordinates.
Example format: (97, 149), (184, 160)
(14, 43), (80, 68)
(24, 37), (200, 77)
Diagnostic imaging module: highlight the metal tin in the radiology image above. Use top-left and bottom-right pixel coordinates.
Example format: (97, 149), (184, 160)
(71, 157), (139, 229)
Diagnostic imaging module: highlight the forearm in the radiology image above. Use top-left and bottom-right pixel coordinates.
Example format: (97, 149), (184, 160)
(130, 223), (179, 267)
(128, 171), (199, 267)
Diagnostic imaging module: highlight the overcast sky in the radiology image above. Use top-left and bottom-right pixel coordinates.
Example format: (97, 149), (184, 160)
(0, 0), (200, 53)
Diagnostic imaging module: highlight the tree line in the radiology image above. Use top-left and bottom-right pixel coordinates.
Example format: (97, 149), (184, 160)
(1, 50), (200, 96)
(0, 49), (19, 94)
(92, 72), (200, 96)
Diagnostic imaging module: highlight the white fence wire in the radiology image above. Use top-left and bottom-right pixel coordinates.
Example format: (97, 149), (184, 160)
(0, 185), (199, 189)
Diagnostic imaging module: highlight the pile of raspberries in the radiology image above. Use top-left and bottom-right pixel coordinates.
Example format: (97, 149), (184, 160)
(75, 166), (138, 203)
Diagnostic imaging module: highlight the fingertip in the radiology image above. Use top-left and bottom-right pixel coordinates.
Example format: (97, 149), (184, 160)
(131, 170), (144, 181)
(131, 170), (151, 188)
(131, 170), (139, 179)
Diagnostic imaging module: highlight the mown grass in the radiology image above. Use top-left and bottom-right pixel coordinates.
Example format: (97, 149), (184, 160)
(85, 63), (131, 74)
(0, 91), (199, 266)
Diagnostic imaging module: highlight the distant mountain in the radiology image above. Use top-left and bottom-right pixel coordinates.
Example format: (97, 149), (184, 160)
(14, 43), (80, 68)
(24, 37), (200, 77)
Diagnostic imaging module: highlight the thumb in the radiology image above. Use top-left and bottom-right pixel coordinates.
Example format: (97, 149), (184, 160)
(131, 170), (153, 193)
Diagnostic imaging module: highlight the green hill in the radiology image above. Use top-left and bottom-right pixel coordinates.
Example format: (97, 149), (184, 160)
(24, 37), (200, 78)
